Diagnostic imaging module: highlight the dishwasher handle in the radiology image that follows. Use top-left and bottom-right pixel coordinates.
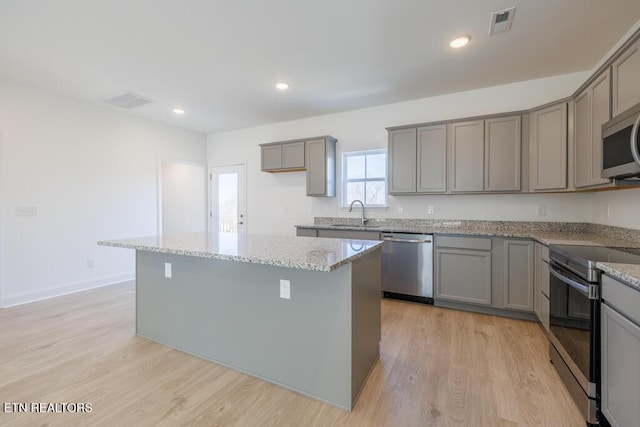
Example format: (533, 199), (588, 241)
(382, 236), (432, 244)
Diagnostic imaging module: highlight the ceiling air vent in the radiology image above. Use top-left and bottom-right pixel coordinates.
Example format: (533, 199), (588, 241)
(101, 91), (155, 109)
(489, 7), (516, 35)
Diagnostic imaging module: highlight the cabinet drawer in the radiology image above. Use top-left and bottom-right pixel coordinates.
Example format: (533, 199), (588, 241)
(435, 236), (491, 251)
(602, 275), (640, 324)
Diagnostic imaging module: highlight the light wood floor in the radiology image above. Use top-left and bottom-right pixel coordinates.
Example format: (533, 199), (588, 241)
(0, 282), (583, 426)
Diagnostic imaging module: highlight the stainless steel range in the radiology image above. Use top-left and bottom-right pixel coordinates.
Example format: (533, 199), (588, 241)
(548, 244), (640, 427)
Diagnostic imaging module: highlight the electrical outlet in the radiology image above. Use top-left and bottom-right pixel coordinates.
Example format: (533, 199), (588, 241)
(605, 204), (610, 218)
(280, 279), (290, 300)
(86, 258), (95, 268)
(164, 263), (172, 278)
(427, 206), (434, 215)
(536, 205), (547, 216)
(16, 206), (38, 217)
(397, 206), (404, 214)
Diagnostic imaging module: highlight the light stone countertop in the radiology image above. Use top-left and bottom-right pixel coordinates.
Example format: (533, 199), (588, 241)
(297, 218), (640, 285)
(596, 263), (640, 291)
(296, 220), (640, 248)
(98, 232), (383, 272)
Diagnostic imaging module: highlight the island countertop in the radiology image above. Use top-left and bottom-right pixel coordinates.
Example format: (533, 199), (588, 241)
(98, 232), (382, 272)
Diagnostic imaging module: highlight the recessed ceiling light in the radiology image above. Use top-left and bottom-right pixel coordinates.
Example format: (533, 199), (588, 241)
(173, 108), (185, 114)
(450, 36), (471, 48)
(275, 82), (290, 90)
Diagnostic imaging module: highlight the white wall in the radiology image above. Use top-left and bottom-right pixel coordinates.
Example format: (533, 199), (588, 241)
(590, 187), (640, 229)
(207, 72), (594, 236)
(0, 79), (206, 306)
(160, 160), (207, 235)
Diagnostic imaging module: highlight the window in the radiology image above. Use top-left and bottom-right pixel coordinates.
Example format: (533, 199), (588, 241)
(342, 149), (387, 207)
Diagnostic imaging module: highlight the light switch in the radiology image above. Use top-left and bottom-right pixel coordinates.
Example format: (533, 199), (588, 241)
(165, 263), (172, 278)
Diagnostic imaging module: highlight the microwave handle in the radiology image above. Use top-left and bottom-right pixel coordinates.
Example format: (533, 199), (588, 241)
(631, 113), (640, 166)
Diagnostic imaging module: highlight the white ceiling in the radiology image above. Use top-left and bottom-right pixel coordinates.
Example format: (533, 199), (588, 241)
(1, 1), (640, 134)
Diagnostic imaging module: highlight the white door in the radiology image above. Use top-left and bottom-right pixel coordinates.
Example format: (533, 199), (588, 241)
(160, 160), (207, 235)
(210, 164), (246, 235)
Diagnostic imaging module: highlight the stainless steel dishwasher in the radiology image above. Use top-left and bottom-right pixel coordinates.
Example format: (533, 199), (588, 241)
(381, 232), (433, 304)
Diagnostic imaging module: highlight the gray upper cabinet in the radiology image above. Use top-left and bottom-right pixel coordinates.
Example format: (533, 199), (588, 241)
(530, 102), (568, 191)
(260, 136), (336, 197)
(260, 141), (305, 172)
(306, 137), (336, 197)
(261, 144), (283, 171)
(612, 37), (640, 118)
(484, 116), (521, 192)
(283, 142), (305, 169)
(388, 128), (418, 193)
(502, 239), (534, 312)
(388, 125), (447, 194)
(534, 242), (550, 331)
(448, 120), (485, 193)
(574, 71), (612, 188)
(417, 125), (447, 193)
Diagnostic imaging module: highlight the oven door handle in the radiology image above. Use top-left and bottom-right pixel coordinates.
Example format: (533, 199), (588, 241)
(548, 262), (591, 297)
(631, 112), (640, 166)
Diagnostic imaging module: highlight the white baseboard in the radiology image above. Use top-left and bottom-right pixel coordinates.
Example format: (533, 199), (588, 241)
(0, 272), (134, 308)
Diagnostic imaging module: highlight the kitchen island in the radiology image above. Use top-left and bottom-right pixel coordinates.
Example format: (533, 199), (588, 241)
(98, 232), (382, 411)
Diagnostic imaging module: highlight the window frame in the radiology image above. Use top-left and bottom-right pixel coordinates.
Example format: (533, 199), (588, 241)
(341, 149), (387, 208)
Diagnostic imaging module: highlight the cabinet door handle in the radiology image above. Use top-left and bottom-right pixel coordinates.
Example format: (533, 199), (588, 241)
(382, 237), (432, 243)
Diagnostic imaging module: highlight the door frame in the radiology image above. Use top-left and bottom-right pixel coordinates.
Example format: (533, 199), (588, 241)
(208, 162), (247, 235)
(157, 157), (208, 236)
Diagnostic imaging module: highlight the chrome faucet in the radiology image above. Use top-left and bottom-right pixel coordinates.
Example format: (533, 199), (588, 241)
(349, 199), (367, 226)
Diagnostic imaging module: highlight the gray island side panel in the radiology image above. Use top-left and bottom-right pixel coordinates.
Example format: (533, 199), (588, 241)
(135, 248), (381, 410)
(350, 249), (382, 402)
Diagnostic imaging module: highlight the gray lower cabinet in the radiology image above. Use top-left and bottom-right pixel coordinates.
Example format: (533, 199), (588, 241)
(534, 242), (550, 331)
(296, 228), (318, 237)
(530, 102), (568, 191)
(448, 120), (485, 193)
(435, 236), (492, 305)
(540, 291), (550, 332)
(502, 239), (534, 312)
(306, 137), (336, 197)
(601, 275), (640, 427)
(612, 37), (640, 118)
(435, 236), (537, 316)
(316, 229), (380, 241)
(574, 71), (612, 188)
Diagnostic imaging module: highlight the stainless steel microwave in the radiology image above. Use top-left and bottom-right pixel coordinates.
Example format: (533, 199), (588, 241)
(602, 102), (640, 179)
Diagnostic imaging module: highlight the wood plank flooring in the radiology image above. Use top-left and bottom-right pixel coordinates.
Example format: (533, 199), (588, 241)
(0, 282), (583, 426)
